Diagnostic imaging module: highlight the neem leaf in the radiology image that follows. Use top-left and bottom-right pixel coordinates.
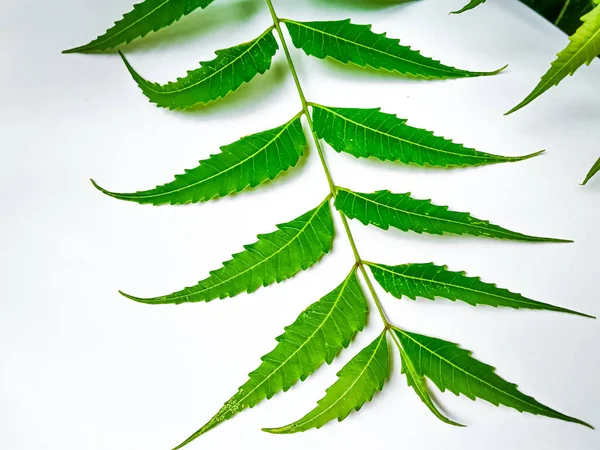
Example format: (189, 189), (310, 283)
(394, 328), (592, 428)
(396, 341), (464, 426)
(451, 0), (487, 14)
(263, 330), (389, 434)
(335, 188), (570, 242)
(120, 27), (278, 109)
(120, 197), (334, 304)
(311, 104), (542, 168)
(366, 262), (592, 317)
(92, 114), (306, 205)
(507, 1), (600, 114)
(63, 0), (217, 53)
(582, 157), (600, 185)
(282, 19), (504, 79)
(173, 269), (368, 449)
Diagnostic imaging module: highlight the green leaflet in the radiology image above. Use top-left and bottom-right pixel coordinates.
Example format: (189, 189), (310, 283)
(282, 19), (504, 79)
(173, 269), (368, 449)
(263, 330), (389, 434)
(507, 1), (600, 114)
(63, 0), (216, 53)
(366, 262), (592, 317)
(451, 0), (487, 14)
(91, 114), (306, 205)
(582, 157), (600, 185)
(393, 328), (592, 428)
(311, 104), (542, 168)
(120, 197), (334, 304)
(335, 188), (569, 242)
(120, 27), (278, 110)
(396, 340), (464, 427)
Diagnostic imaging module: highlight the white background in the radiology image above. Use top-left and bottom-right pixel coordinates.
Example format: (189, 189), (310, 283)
(1, 0), (599, 449)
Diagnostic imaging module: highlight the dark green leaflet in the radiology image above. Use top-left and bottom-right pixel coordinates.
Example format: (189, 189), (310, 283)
(120, 27), (278, 110)
(451, 0), (487, 14)
(120, 197), (334, 304)
(335, 188), (570, 242)
(174, 269), (368, 449)
(311, 104), (542, 168)
(282, 18), (504, 79)
(520, 0), (596, 35)
(263, 331), (389, 434)
(63, 0), (217, 53)
(394, 328), (592, 428)
(582, 157), (600, 185)
(396, 343), (464, 426)
(92, 114), (306, 205)
(367, 262), (592, 317)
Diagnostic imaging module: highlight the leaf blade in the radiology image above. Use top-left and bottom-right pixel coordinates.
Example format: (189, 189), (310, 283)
(394, 328), (592, 428)
(311, 104), (542, 168)
(581, 157), (600, 185)
(121, 197), (334, 304)
(367, 262), (592, 317)
(451, 0), (487, 14)
(335, 188), (570, 242)
(507, 1), (600, 114)
(92, 114), (306, 205)
(283, 19), (503, 79)
(63, 0), (217, 53)
(263, 330), (389, 434)
(120, 27), (278, 109)
(174, 269), (369, 448)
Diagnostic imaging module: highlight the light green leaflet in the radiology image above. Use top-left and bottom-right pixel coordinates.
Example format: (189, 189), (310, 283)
(63, 0), (217, 53)
(582, 157), (600, 185)
(396, 341), (464, 427)
(120, 27), (278, 110)
(92, 114), (306, 205)
(393, 328), (592, 428)
(367, 262), (593, 317)
(173, 269), (368, 449)
(120, 197), (334, 304)
(311, 104), (542, 168)
(335, 188), (570, 242)
(451, 0), (487, 14)
(507, 0), (600, 114)
(282, 19), (504, 79)
(263, 331), (389, 434)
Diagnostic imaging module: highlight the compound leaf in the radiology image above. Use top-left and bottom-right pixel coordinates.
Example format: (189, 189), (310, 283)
(582, 157), (600, 185)
(120, 197), (334, 304)
(63, 0), (217, 53)
(282, 19), (504, 79)
(92, 114), (306, 205)
(367, 262), (592, 317)
(174, 269), (368, 449)
(120, 27), (278, 109)
(335, 188), (569, 242)
(396, 340), (464, 427)
(393, 328), (592, 428)
(311, 104), (542, 168)
(507, 1), (600, 114)
(451, 0), (487, 14)
(263, 330), (389, 434)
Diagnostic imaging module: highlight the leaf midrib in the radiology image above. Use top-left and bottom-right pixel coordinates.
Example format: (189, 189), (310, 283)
(116, 115), (301, 200)
(395, 328), (556, 416)
(282, 332), (386, 431)
(338, 189), (520, 239)
(216, 270), (358, 421)
(140, 26), (275, 96)
(163, 197), (331, 302)
(313, 105), (504, 162)
(282, 19), (461, 76)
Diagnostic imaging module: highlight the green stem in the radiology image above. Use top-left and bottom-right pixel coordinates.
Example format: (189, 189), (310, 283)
(265, 0), (391, 329)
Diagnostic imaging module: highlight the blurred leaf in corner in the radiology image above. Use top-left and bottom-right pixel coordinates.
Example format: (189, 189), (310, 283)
(519, 0), (596, 35)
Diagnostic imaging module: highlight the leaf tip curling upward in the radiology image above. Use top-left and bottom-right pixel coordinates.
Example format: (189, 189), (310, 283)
(485, 64), (508, 76)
